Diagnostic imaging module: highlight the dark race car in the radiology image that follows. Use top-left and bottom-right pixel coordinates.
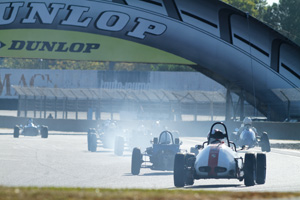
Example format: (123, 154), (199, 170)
(87, 120), (122, 152)
(114, 124), (154, 156)
(14, 119), (48, 138)
(131, 130), (183, 175)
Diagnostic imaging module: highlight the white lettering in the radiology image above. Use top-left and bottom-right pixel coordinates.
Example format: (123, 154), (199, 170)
(61, 5), (91, 27)
(100, 80), (150, 90)
(22, 3), (65, 24)
(0, 2), (23, 25)
(96, 11), (129, 31)
(127, 18), (167, 39)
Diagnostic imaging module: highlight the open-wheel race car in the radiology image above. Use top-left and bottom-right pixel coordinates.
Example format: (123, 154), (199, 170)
(114, 124), (154, 156)
(14, 119), (48, 138)
(174, 122), (266, 187)
(131, 130), (183, 175)
(87, 120), (121, 152)
(230, 126), (271, 152)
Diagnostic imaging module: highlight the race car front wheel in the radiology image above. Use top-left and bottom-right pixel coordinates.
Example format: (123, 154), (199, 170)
(13, 126), (20, 138)
(256, 153), (266, 184)
(174, 153), (185, 187)
(41, 126), (48, 138)
(260, 132), (271, 152)
(89, 134), (98, 152)
(131, 147), (142, 175)
(244, 153), (256, 186)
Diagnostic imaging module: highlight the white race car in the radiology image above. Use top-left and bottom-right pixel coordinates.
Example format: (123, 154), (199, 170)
(174, 122), (266, 187)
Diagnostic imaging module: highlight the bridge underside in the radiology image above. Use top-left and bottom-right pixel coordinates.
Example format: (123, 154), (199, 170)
(1, 0), (300, 121)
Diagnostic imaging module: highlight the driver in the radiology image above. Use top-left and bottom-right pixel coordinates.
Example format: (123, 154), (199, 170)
(238, 117), (258, 137)
(209, 129), (226, 144)
(27, 118), (34, 125)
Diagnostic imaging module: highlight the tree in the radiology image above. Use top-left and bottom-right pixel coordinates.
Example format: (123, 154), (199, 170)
(221, 0), (300, 46)
(264, 0), (300, 45)
(221, 0), (268, 20)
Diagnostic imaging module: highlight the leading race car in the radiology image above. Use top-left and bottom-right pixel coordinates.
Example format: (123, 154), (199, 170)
(14, 119), (48, 138)
(174, 122), (266, 187)
(131, 130), (183, 175)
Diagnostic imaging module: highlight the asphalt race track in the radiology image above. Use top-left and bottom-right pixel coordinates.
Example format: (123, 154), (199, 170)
(0, 133), (300, 192)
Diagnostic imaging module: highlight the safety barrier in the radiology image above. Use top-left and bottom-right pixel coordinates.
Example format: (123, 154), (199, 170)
(0, 116), (299, 140)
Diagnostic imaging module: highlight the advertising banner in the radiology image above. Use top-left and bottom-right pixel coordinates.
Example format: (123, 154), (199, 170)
(0, 1), (194, 64)
(0, 69), (98, 98)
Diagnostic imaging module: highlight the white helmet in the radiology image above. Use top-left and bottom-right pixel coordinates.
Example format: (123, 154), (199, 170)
(243, 117), (252, 125)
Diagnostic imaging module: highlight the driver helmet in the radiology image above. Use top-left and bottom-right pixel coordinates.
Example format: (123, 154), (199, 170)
(243, 117), (252, 126)
(28, 118), (34, 124)
(160, 132), (172, 144)
(210, 129), (225, 140)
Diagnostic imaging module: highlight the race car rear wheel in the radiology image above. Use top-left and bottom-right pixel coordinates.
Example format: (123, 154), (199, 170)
(175, 138), (180, 145)
(260, 132), (271, 152)
(41, 126), (48, 138)
(244, 153), (256, 186)
(89, 133), (98, 152)
(174, 153), (185, 187)
(114, 136), (125, 156)
(87, 129), (92, 151)
(256, 153), (266, 184)
(13, 126), (20, 138)
(131, 147), (142, 175)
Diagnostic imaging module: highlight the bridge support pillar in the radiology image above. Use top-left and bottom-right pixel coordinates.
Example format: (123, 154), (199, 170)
(240, 91), (245, 121)
(225, 89), (232, 121)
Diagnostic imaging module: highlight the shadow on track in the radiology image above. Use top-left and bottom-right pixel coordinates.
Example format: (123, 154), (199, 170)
(187, 184), (242, 189)
(142, 172), (173, 176)
(169, 184), (242, 189)
(123, 172), (173, 176)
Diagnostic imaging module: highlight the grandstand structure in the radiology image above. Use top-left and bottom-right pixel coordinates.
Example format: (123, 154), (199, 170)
(12, 86), (268, 121)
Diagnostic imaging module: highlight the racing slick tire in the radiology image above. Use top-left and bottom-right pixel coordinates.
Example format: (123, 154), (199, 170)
(131, 147), (142, 175)
(13, 125), (20, 138)
(260, 132), (271, 152)
(174, 153), (186, 187)
(114, 136), (125, 156)
(87, 129), (92, 151)
(41, 126), (48, 138)
(244, 153), (256, 186)
(89, 133), (98, 152)
(256, 153), (266, 184)
(184, 153), (195, 186)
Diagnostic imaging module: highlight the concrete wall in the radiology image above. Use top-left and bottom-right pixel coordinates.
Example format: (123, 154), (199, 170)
(1, 116), (299, 140)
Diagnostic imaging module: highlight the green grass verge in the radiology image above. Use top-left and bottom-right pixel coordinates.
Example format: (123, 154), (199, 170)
(0, 187), (300, 200)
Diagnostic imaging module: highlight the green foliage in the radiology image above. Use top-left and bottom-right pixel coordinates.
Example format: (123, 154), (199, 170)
(150, 64), (195, 71)
(0, 58), (195, 71)
(221, 0), (268, 20)
(263, 0), (300, 45)
(222, 0), (300, 46)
